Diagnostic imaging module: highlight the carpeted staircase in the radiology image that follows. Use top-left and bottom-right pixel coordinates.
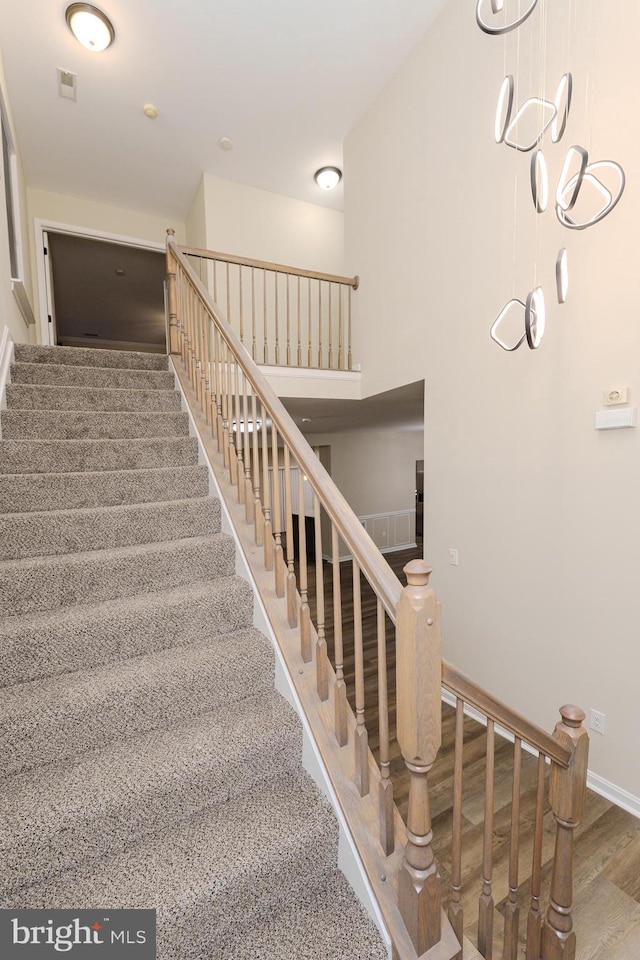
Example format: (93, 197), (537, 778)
(0, 344), (387, 960)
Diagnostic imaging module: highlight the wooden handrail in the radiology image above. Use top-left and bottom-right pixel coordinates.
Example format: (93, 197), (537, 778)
(180, 243), (360, 289)
(169, 237), (397, 618)
(175, 233), (574, 770)
(441, 661), (572, 768)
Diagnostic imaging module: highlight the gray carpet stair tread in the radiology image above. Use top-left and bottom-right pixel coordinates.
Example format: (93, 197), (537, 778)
(1, 408), (189, 440)
(14, 344), (169, 370)
(0, 575), (254, 688)
(0, 496), (221, 560)
(0, 436), (199, 474)
(10, 361), (176, 390)
(0, 690), (302, 894)
(0, 533), (236, 617)
(0, 627), (274, 777)
(5, 383), (182, 413)
(219, 869), (388, 960)
(0, 464), (209, 513)
(2, 776), (340, 960)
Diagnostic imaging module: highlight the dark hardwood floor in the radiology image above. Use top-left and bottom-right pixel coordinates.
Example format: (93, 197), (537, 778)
(300, 545), (640, 959)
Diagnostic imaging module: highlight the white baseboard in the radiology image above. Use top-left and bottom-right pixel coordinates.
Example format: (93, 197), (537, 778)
(0, 325), (15, 424)
(441, 689), (640, 820)
(169, 357), (391, 951)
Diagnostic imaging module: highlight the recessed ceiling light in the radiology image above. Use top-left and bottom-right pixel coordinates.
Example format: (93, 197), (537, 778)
(66, 4), (115, 52)
(314, 166), (342, 190)
(143, 103), (159, 119)
(301, 417), (312, 423)
(114, 268), (126, 276)
(219, 136), (233, 151)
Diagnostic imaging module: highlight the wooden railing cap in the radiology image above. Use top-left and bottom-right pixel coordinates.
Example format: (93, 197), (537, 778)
(559, 704), (586, 728)
(403, 559), (432, 586)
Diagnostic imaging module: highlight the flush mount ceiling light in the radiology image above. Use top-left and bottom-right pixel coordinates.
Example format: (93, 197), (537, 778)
(314, 167), (342, 190)
(66, 4), (115, 52)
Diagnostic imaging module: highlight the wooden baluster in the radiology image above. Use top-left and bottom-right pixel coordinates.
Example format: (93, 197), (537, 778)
(213, 328), (224, 453)
(377, 597), (394, 855)
(239, 264), (244, 349)
(197, 301), (206, 408)
(201, 305), (211, 426)
(542, 707), (589, 960)
(213, 258), (218, 303)
(449, 698), (465, 960)
(234, 356), (244, 503)
(251, 391), (263, 545)
(221, 340), (230, 469)
(286, 274), (292, 366)
(242, 375), (253, 522)
(263, 269), (268, 364)
(317, 281), (323, 368)
(478, 719), (496, 960)
(179, 272), (187, 368)
(298, 469), (311, 662)
(307, 277), (312, 367)
(283, 446), (297, 625)
(328, 283), (333, 369)
(396, 560), (442, 955)
(297, 276), (302, 366)
(184, 287), (193, 386)
(352, 559), (369, 796)
(227, 344), (238, 485)
(271, 423), (285, 597)
(313, 493), (328, 700)
(338, 284), (344, 370)
(526, 754), (547, 960)
(332, 526), (348, 746)
(251, 268), (257, 361)
(504, 738), (523, 960)
(274, 272), (281, 365)
(348, 285), (353, 371)
(261, 414), (273, 571)
(165, 230), (179, 354)
(226, 261), (230, 327)
(203, 318), (213, 431)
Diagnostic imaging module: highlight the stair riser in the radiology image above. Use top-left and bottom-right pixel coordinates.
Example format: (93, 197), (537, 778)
(0, 698), (301, 895)
(0, 577), (254, 688)
(5, 384), (182, 413)
(0, 498), (221, 561)
(11, 362), (176, 391)
(0, 535), (236, 618)
(14, 344), (169, 371)
(0, 465), (209, 514)
(1, 410), (189, 440)
(0, 438), (200, 475)
(0, 632), (275, 777)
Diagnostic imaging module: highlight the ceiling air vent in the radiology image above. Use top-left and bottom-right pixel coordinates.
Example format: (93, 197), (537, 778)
(58, 68), (77, 102)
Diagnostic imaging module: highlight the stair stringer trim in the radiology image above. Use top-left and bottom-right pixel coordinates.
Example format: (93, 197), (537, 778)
(169, 356), (392, 954)
(0, 325), (15, 423)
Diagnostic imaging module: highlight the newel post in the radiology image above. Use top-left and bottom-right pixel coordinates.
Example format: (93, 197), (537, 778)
(396, 560), (443, 956)
(542, 705), (589, 960)
(165, 228), (179, 355)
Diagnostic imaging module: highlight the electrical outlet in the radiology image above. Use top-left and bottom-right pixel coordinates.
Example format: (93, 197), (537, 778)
(448, 548), (459, 566)
(590, 709), (606, 735)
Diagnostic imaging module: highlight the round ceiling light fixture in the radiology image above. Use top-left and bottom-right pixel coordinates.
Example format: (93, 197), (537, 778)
(314, 166), (342, 190)
(66, 4), (115, 52)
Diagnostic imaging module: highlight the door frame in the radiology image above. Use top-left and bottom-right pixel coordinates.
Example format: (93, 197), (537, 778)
(34, 218), (165, 346)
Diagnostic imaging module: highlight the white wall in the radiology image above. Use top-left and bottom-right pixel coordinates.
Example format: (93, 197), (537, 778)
(199, 174), (345, 274)
(345, 2), (640, 800)
(0, 51), (34, 344)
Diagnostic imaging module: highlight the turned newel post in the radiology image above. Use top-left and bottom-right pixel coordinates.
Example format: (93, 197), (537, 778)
(396, 560), (443, 955)
(542, 705), (589, 960)
(165, 228), (179, 354)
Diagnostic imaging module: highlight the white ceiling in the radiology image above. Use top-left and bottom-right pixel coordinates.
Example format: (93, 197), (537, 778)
(0, 0), (447, 220)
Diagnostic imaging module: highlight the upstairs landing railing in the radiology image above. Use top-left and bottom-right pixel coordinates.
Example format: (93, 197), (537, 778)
(166, 230), (588, 960)
(180, 242), (358, 371)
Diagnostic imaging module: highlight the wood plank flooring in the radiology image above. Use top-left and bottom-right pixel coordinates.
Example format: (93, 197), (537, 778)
(301, 546), (640, 959)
